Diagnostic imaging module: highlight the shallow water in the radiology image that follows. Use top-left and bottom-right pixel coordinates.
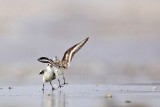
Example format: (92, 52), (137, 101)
(0, 84), (160, 107)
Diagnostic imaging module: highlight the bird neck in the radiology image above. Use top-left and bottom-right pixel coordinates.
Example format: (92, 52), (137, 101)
(46, 66), (52, 72)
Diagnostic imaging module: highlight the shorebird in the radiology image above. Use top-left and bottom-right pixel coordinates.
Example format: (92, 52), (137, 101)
(38, 37), (89, 85)
(39, 64), (62, 91)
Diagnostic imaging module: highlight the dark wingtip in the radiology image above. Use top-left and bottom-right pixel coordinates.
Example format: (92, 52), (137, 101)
(37, 58), (40, 61)
(82, 37), (89, 44)
(39, 70), (45, 75)
(37, 57), (42, 61)
(86, 37), (89, 40)
(37, 57), (48, 61)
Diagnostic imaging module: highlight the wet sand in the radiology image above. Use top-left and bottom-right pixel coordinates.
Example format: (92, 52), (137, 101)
(0, 84), (160, 107)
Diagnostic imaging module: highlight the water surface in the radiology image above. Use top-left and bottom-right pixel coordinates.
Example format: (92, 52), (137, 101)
(0, 84), (160, 107)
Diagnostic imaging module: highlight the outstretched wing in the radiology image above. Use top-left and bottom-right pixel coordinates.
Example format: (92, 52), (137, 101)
(61, 37), (89, 67)
(38, 57), (60, 68)
(38, 57), (54, 64)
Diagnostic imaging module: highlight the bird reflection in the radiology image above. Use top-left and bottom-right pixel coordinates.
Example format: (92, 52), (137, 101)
(42, 91), (66, 107)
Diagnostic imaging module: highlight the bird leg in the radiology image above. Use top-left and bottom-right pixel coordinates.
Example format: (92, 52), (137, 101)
(42, 84), (44, 91)
(62, 74), (68, 85)
(58, 79), (63, 88)
(42, 84), (44, 94)
(50, 81), (55, 91)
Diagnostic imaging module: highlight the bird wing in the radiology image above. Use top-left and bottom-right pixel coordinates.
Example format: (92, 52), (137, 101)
(38, 57), (54, 64)
(61, 37), (89, 67)
(39, 70), (45, 75)
(38, 57), (60, 68)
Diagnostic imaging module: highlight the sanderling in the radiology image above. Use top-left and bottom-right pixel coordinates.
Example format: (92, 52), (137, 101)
(38, 37), (89, 85)
(39, 64), (62, 91)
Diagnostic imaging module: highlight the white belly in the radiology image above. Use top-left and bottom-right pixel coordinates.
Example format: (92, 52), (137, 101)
(52, 66), (64, 75)
(58, 69), (64, 75)
(43, 71), (55, 83)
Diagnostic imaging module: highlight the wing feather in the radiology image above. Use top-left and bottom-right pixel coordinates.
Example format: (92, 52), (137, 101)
(62, 37), (89, 66)
(38, 57), (54, 64)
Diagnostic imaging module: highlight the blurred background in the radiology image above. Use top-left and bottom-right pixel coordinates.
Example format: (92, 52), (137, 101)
(0, 0), (160, 86)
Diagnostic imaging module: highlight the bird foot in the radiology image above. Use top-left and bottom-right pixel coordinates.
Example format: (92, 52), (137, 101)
(58, 85), (64, 89)
(52, 87), (55, 91)
(62, 82), (68, 85)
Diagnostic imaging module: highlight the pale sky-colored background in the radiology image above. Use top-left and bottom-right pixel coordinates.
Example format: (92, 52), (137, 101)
(0, 0), (160, 86)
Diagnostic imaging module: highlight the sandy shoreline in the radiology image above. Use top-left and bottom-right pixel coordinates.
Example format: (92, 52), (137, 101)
(0, 84), (159, 107)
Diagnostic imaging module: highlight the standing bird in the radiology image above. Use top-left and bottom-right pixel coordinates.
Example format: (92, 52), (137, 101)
(38, 37), (89, 85)
(39, 64), (62, 91)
